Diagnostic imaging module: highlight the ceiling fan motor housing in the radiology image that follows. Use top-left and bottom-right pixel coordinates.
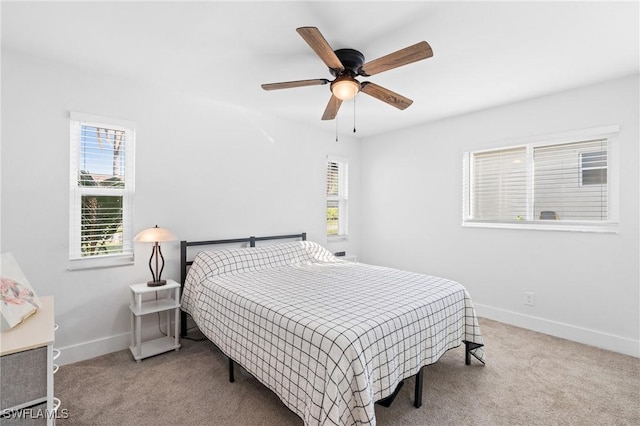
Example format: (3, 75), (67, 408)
(331, 48), (365, 77)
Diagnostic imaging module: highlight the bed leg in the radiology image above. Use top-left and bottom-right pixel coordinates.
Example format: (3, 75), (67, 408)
(228, 357), (235, 383)
(463, 340), (485, 365)
(378, 366), (424, 409)
(414, 366), (424, 408)
(377, 381), (404, 407)
(180, 311), (187, 337)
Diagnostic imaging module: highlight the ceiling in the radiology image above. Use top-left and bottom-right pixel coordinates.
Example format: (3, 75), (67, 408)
(2, 1), (638, 138)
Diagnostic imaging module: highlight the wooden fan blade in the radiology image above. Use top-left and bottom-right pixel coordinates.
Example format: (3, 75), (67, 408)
(261, 79), (330, 91)
(360, 82), (413, 110)
(321, 95), (343, 120)
(296, 27), (344, 71)
(360, 41), (433, 76)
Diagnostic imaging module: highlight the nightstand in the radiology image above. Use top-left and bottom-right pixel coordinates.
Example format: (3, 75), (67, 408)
(129, 280), (181, 361)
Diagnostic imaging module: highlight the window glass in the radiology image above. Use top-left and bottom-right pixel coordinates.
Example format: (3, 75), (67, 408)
(326, 159), (348, 237)
(533, 141), (607, 221)
(472, 147), (527, 221)
(580, 150), (607, 185)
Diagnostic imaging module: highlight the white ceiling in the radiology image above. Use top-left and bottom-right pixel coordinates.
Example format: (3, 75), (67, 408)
(2, 1), (638, 138)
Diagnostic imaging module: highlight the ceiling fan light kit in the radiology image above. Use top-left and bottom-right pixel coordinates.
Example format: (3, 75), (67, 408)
(331, 76), (360, 101)
(262, 27), (433, 121)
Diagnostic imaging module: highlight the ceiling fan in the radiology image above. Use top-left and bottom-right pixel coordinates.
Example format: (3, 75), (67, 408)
(261, 27), (433, 120)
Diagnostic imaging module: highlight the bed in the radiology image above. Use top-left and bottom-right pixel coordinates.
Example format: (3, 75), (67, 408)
(180, 233), (484, 426)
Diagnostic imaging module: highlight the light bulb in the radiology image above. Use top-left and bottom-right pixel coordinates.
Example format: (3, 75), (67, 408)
(331, 77), (360, 101)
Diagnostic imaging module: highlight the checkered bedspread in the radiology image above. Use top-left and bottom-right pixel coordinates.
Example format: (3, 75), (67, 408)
(182, 241), (484, 426)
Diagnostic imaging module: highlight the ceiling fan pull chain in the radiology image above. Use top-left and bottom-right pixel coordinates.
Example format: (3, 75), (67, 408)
(353, 98), (357, 133)
(335, 115), (339, 142)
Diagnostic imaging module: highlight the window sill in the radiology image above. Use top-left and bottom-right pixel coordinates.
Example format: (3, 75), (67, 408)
(327, 234), (349, 242)
(68, 254), (134, 270)
(462, 220), (619, 234)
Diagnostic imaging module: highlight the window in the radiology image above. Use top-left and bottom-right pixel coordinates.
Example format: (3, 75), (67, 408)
(326, 157), (348, 237)
(463, 126), (618, 232)
(580, 150), (607, 186)
(69, 112), (136, 268)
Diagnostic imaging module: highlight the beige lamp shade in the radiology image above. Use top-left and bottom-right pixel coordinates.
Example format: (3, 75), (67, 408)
(134, 225), (177, 243)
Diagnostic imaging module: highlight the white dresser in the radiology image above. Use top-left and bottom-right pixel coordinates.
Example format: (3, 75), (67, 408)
(1, 296), (59, 425)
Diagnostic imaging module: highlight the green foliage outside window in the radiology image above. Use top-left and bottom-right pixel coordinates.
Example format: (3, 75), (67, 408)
(79, 171), (124, 256)
(327, 206), (339, 235)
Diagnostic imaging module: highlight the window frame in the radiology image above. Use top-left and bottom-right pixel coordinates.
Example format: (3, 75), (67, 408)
(69, 112), (136, 269)
(326, 156), (349, 239)
(462, 125), (619, 233)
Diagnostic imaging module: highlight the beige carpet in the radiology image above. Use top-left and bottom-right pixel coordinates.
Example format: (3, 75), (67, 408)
(55, 318), (639, 425)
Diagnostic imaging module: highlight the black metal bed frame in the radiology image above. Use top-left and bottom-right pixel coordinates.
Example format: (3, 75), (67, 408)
(178, 232), (483, 412)
(179, 232), (308, 335)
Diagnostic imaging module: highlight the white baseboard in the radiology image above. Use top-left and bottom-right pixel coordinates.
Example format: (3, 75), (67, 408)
(475, 303), (640, 358)
(58, 305), (639, 365)
(57, 318), (181, 365)
(57, 332), (131, 366)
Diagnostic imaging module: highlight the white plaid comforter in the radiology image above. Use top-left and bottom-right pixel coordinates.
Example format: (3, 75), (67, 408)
(182, 241), (484, 426)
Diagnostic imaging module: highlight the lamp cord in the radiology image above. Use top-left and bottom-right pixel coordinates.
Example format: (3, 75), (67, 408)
(154, 292), (205, 341)
(155, 292), (167, 336)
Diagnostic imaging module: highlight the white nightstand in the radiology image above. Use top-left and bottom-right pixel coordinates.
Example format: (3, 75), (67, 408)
(129, 279), (181, 361)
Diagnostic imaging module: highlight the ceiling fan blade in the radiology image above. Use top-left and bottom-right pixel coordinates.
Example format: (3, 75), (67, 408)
(360, 41), (433, 76)
(296, 27), (344, 71)
(360, 82), (413, 110)
(321, 95), (343, 120)
(261, 79), (330, 91)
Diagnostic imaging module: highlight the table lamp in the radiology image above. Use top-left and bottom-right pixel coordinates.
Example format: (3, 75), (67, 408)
(134, 225), (177, 287)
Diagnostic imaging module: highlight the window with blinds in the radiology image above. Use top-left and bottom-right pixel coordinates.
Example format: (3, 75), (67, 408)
(463, 126), (618, 232)
(471, 147), (527, 221)
(326, 158), (348, 236)
(69, 112), (135, 268)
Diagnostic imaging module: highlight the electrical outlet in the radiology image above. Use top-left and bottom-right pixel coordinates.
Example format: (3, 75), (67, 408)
(525, 292), (535, 306)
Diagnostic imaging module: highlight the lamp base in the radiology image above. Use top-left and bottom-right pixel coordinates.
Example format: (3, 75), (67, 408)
(147, 280), (167, 287)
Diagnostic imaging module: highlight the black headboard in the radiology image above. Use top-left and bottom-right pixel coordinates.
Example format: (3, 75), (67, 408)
(179, 232), (306, 336)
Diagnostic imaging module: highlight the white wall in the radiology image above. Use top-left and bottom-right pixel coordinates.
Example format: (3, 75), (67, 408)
(1, 49), (361, 364)
(360, 75), (639, 357)
(3, 47), (637, 363)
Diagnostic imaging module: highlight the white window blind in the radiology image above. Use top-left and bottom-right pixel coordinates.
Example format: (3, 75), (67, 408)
(463, 126), (618, 232)
(471, 147), (528, 221)
(326, 158), (348, 237)
(69, 112), (135, 268)
(534, 139), (607, 221)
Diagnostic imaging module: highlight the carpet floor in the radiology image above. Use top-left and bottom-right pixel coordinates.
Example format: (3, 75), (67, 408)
(55, 318), (639, 425)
